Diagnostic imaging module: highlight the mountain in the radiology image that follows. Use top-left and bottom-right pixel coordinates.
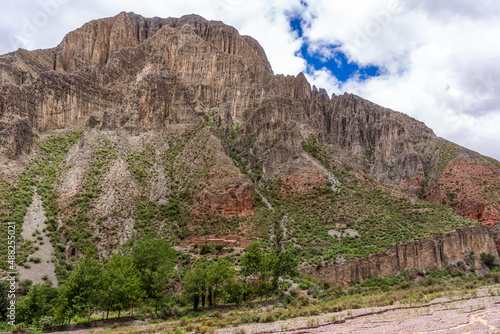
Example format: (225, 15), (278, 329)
(0, 12), (499, 282)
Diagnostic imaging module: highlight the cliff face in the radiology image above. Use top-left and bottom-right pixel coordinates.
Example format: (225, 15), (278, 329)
(0, 12), (499, 270)
(0, 12), (438, 184)
(302, 226), (499, 285)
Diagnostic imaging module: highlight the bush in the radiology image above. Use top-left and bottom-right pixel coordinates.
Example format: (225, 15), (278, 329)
(258, 312), (276, 323)
(309, 307), (320, 316)
(485, 272), (500, 283)
(480, 253), (496, 268)
(209, 310), (221, 318)
(199, 326), (216, 334)
(159, 305), (182, 319)
(199, 244), (212, 255)
(37, 316), (55, 328)
(30, 257), (42, 264)
(293, 294), (310, 307)
(232, 328), (247, 334)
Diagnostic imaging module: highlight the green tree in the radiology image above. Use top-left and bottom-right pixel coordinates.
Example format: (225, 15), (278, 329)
(182, 261), (209, 310)
(273, 247), (299, 292)
(207, 258), (235, 306)
(241, 241), (274, 298)
(241, 242), (294, 298)
(99, 253), (143, 318)
(221, 278), (243, 304)
(55, 256), (102, 324)
(131, 238), (177, 313)
(256, 250), (278, 299)
(17, 283), (58, 325)
(241, 241), (263, 277)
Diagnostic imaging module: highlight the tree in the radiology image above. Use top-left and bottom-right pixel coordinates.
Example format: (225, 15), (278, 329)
(273, 247), (299, 292)
(241, 242), (298, 298)
(256, 250), (279, 299)
(183, 261), (209, 311)
(207, 258), (235, 306)
(241, 241), (263, 277)
(183, 258), (238, 309)
(55, 256), (102, 324)
(131, 238), (177, 313)
(221, 278), (243, 304)
(99, 253), (144, 318)
(17, 283), (58, 325)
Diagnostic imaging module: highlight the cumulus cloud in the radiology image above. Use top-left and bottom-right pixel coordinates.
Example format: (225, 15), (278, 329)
(1, 0), (499, 159)
(298, 0), (500, 159)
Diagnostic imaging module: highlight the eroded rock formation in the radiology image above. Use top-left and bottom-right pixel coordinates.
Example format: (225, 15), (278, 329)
(0, 12), (499, 260)
(302, 226), (499, 285)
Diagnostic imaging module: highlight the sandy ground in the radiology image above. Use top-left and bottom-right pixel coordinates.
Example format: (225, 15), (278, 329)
(18, 189), (58, 286)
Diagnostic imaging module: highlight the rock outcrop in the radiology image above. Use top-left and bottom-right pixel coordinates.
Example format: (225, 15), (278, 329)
(426, 152), (500, 228)
(301, 226), (499, 285)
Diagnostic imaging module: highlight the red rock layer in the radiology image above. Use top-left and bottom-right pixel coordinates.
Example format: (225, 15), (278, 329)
(190, 182), (255, 217)
(280, 167), (329, 193)
(426, 158), (500, 230)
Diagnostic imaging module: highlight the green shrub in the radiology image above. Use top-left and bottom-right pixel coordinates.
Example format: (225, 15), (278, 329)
(293, 294), (310, 307)
(258, 312), (276, 323)
(480, 253), (496, 268)
(199, 325), (216, 334)
(30, 257), (42, 263)
(37, 316), (55, 328)
(199, 244), (212, 255)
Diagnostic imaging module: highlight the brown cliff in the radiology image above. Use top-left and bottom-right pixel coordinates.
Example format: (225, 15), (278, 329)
(301, 226), (499, 285)
(0, 12), (499, 263)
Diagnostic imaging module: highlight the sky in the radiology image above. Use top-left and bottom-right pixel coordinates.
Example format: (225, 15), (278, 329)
(1, 0), (500, 160)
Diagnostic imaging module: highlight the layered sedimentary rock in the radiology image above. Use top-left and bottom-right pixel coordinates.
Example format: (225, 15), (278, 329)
(302, 226), (499, 284)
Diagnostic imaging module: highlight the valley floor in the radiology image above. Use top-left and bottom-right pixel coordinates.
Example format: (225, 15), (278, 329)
(275, 294), (500, 334)
(44, 285), (500, 334)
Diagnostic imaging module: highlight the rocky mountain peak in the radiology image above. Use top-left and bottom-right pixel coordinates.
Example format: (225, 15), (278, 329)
(54, 11), (272, 74)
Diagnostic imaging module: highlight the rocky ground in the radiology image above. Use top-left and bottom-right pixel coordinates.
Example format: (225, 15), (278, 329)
(18, 190), (58, 286)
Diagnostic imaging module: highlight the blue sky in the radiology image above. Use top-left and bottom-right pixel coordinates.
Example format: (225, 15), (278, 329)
(289, 14), (381, 83)
(1, 0), (500, 160)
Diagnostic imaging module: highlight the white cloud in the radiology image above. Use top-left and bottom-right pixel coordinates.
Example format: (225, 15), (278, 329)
(1, 0), (500, 159)
(298, 0), (500, 160)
